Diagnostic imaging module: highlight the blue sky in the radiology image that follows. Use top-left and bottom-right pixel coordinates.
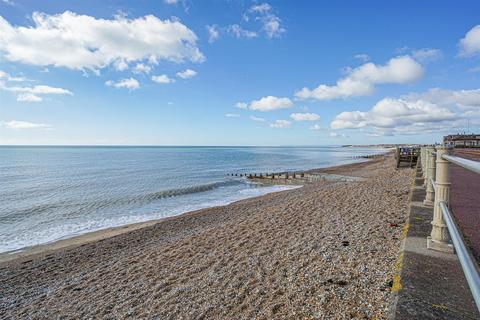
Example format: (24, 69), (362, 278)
(1, 0), (480, 145)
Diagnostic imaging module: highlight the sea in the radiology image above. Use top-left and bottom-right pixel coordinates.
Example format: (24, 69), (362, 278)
(0, 146), (386, 253)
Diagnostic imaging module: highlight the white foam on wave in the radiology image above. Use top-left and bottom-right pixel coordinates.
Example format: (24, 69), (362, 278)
(1, 183), (302, 254)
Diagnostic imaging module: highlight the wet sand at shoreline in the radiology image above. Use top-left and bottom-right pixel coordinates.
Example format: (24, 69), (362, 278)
(0, 155), (413, 319)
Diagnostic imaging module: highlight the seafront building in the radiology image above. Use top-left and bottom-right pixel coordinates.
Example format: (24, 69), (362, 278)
(443, 134), (480, 148)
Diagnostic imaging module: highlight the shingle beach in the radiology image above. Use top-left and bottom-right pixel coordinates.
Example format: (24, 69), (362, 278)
(0, 155), (413, 319)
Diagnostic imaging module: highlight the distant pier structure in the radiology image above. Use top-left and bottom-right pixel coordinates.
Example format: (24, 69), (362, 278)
(444, 134), (480, 148)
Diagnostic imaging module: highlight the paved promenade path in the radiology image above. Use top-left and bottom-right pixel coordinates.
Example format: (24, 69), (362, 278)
(450, 149), (480, 262)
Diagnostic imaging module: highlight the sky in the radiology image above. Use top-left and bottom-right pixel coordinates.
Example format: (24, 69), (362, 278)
(1, 0), (480, 146)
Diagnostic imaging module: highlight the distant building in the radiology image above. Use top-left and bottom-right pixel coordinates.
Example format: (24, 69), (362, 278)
(443, 134), (480, 148)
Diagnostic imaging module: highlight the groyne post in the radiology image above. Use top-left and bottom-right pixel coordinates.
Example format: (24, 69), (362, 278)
(423, 147), (436, 206)
(427, 145), (454, 253)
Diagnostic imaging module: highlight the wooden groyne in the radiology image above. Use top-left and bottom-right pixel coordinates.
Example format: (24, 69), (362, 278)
(228, 153), (385, 182)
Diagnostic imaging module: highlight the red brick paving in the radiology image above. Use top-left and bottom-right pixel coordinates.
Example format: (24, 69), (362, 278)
(449, 149), (480, 262)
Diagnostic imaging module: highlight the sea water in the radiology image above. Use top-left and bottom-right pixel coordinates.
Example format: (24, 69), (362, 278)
(0, 146), (385, 253)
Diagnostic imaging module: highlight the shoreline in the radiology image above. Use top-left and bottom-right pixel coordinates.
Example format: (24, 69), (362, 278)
(0, 152), (412, 318)
(0, 156), (385, 264)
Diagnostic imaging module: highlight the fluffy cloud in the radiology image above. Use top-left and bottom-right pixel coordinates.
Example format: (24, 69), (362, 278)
(0, 12), (204, 72)
(411, 48), (442, 62)
(296, 56), (424, 101)
(5, 85), (73, 95)
(236, 102), (248, 109)
(403, 88), (480, 111)
(206, 25), (220, 43)
(105, 78), (140, 90)
(459, 25), (480, 56)
(249, 3), (285, 38)
(354, 54), (370, 62)
(290, 112), (320, 121)
(309, 124), (323, 131)
(250, 116), (265, 122)
(151, 74), (174, 84)
(0, 70), (27, 82)
(329, 132), (347, 138)
(250, 3), (272, 13)
(270, 119), (291, 128)
(209, 3), (284, 42)
(342, 87), (480, 136)
(330, 98), (457, 135)
(226, 24), (257, 39)
(2, 120), (51, 129)
(17, 93), (42, 102)
(176, 69), (197, 79)
(133, 63), (152, 74)
(249, 96), (293, 112)
(1, 82), (73, 102)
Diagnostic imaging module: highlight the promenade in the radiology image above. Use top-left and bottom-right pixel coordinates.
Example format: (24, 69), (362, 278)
(393, 148), (480, 319)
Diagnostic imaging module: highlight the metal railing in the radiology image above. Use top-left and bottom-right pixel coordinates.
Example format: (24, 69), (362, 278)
(443, 154), (480, 174)
(420, 146), (480, 312)
(439, 201), (480, 311)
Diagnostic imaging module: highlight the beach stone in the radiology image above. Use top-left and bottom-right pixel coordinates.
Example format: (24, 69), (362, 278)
(0, 155), (412, 319)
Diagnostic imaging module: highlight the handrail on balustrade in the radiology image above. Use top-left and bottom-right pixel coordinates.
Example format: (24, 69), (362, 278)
(442, 154), (480, 175)
(420, 147), (480, 312)
(439, 201), (480, 312)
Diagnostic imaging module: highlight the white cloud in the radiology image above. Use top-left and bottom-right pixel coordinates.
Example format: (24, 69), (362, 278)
(249, 96), (293, 112)
(250, 3), (272, 13)
(2, 120), (51, 130)
(330, 98), (457, 135)
(309, 124), (323, 131)
(1, 82), (73, 102)
(225, 113), (240, 117)
(114, 60), (129, 71)
(290, 112), (320, 121)
(250, 116), (265, 122)
(262, 16), (284, 39)
(1, 0), (14, 5)
(354, 54), (370, 62)
(152, 74), (174, 84)
(270, 119), (291, 128)
(105, 77), (140, 90)
(164, 0), (178, 4)
(4, 85), (73, 95)
(226, 24), (258, 39)
(295, 56), (424, 101)
(208, 3), (284, 42)
(0, 70), (27, 82)
(329, 132), (347, 138)
(403, 88), (480, 109)
(206, 25), (220, 43)
(133, 63), (152, 74)
(1, 72), (72, 102)
(236, 102), (248, 109)
(176, 69), (197, 79)
(459, 25), (480, 57)
(411, 48), (442, 62)
(249, 3), (285, 38)
(0, 11), (204, 72)
(17, 93), (42, 102)
(469, 66), (480, 73)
